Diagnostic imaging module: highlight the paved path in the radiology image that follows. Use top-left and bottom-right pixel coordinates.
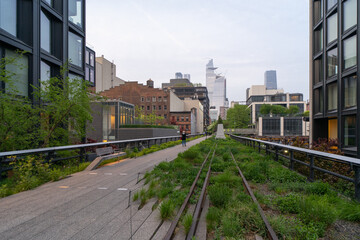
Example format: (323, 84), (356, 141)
(0, 137), (205, 240)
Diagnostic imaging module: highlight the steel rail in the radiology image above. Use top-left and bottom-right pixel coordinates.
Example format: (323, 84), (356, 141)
(229, 150), (279, 240)
(186, 148), (216, 240)
(163, 145), (215, 240)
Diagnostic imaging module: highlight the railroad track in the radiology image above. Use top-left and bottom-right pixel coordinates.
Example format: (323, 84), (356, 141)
(163, 144), (217, 240)
(229, 149), (278, 240)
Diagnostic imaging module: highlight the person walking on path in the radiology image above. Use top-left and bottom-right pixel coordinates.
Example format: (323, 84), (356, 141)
(181, 131), (187, 147)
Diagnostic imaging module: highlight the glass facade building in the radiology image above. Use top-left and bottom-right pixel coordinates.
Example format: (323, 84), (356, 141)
(311, 0), (359, 157)
(264, 70), (277, 90)
(0, 0), (86, 103)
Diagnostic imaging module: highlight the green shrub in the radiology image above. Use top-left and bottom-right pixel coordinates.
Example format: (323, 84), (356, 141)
(208, 183), (232, 208)
(305, 181), (332, 195)
(206, 207), (221, 231)
(222, 153), (231, 162)
(269, 167), (306, 183)
(221, 203), (265, 238)
(182, 213), (193, 234)
(156, 161), (170, 171)
(211, 171), (241, 188)
(339, 201), (360, 222)
(159, 199), (175, 220)
(275, 193), (302, 214)
(183, 149), (199, 161)
(236, 192), (251, 203)
(298, 196), (337, 236)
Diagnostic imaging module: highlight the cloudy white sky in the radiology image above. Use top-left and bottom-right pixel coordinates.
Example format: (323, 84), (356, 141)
(86, 0), (309, 102)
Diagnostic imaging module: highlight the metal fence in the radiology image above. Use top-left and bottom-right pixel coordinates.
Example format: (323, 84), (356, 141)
(0, 134), (203, 175)
(229, 134), (360, 201)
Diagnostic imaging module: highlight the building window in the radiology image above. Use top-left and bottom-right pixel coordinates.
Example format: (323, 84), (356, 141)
(327, 83), (337, 111)
(343, 35), (357, 69)
(85, 50), (89, 65)
(327, 13), (337, 44)
(85, 67), (89, 81)
(314, 0), (323, 25)
(41, 11), (51, 53)
(186, 117), (189, 121)
(40, 61), (51, 91)
(181, 117), (184, 122)
(327, 0), (337, 10)
(158, 96), (162, 102)
(314, 88), (323, 114)
(153, 105), (156, 110)
(284, 118), (302, 136)
(4, 49), (28, 97)
(44, 0), (53, 7)
(314, 26), (323, 54)
(152, 96), (156, 102)
(164, 96), (168, 102)
(147, 106), (150, 111)
(164, 114), (167, 119)
(158, 105), (162, 110)
(69, 0), (83, 28)
(0, 0), (16, 36)
(146, 97), (150, 102)
(141, 105), (144, 110)
(344, 115), (356, 146)
(314, 57), (324, 85)
(90, 52), (94, 67)
(141, 97), (144, 102)
(68, 32), (83, 67)
(176, 116), (180, 121)
(327, 48), (338, 77)
(343, 0), (357, 32)
(344, 75), (357, 108)
(164, 105), (167, 110)
(90, 69), (94, 83)
(262, 118), (281, 136)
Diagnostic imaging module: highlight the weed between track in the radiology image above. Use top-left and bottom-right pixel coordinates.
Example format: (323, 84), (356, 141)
(132, 137), (360, 240)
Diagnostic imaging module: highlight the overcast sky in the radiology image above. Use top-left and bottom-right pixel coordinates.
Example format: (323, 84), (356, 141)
(86, 0), (309, 102)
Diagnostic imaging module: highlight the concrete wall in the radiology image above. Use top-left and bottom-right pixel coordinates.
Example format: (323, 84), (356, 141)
(95, 56), (125, 93)
(170, 91), (185, 112)
(116, 128), (178, 140)
(184, 99), (204, 133)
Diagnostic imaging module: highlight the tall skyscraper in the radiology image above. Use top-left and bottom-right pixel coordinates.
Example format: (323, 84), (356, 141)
(264, 70), (277, 90)
(175, 72), (183, 79)
(206, 59), (227, 120)
(183, 74), (191, 81)
(310, 0), (359, 157)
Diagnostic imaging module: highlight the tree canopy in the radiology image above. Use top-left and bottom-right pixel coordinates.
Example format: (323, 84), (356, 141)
(259, 104), (300, 117)
(224, 104), (250, 128)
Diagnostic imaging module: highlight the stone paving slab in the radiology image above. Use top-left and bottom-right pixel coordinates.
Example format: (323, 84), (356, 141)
(0, 137), (205, 240)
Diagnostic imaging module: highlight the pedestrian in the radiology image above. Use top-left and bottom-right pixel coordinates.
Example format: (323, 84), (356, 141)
(181, 131), (187, 147)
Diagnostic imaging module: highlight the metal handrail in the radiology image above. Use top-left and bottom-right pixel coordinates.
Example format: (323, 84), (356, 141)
(228, 134), (360, 201)
(0, 134), (201, 158)
(0, 134), (203, 175)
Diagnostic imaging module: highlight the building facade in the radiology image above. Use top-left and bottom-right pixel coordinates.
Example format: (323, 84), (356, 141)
(100, 80), (170, 125)
(310, 0), (359, 157)
(264, 70), (277, 90)
(247, 85), (306, 124)
(162, 78), (210, 129)
(85, 46), (95, 87)
(206, 59), (227, 120)
(95, 55), (125, 93)
(0, 0), (86, 103)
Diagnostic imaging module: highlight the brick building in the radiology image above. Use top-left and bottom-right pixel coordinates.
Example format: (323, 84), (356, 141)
(170, 112), (192, 134)
(100, 79), (170, 125)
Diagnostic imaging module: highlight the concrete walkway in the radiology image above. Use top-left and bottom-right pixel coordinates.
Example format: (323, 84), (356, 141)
(0, 137), (206, 240)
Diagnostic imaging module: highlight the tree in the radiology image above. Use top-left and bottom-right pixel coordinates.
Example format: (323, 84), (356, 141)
(0, 54), (95, 151)
(259, 104), (288, 116)
(36, 65), (94, 147)
(134, 106), (164, 125)
(287, 105), (300, 116)
(224, 104), (251, 128)
(259, 104), (272, 115)
(217, 116), (223, 124)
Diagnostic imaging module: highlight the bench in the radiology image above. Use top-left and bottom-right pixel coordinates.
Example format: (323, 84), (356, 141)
(96, 147), (114, 157)
(85, 146), (126, 171)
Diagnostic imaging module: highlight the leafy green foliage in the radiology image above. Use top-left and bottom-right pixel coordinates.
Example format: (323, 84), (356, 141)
(208, 183), (232, 208)
(206, 207), (221, 231)
(159, 199), (175, 220)
(224, 104), (250, 129)
(182, 213), (193, 234)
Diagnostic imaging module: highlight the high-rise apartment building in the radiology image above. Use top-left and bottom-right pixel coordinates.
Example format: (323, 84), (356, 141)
(0, 0), (86, 103)
(264, 70), (277, 90)
(310, 0), (359, 157)
(206, 59), (227, 121)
